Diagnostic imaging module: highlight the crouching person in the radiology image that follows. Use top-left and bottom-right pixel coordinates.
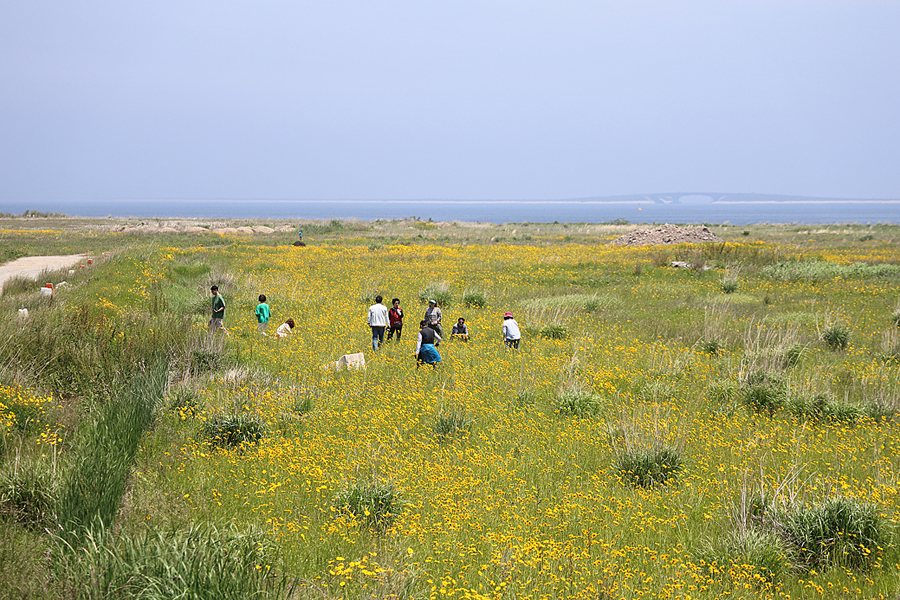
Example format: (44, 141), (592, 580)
(415, 320), (441, 368)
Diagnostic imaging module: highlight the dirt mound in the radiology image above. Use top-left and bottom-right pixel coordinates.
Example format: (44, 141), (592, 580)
(609, 223), (724, 247)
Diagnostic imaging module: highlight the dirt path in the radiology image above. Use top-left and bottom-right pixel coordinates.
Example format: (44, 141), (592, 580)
(0, 254), (89, 294)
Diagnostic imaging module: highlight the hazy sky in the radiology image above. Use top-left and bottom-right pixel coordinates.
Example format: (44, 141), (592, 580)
(2, 1), (899, 202)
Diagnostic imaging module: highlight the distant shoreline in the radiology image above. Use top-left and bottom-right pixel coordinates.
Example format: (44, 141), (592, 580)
(3, 198), (899, 224)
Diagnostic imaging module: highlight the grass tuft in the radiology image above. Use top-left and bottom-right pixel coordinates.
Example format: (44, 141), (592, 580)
(822, 324), (850, 350)
(462, 289), (487, 308)
(432, 407), (473, 440)
(780, 497), (885, 571)
(201, 413), (266, 449)
(51, 522), (290, 599)
(615, 446), (683, 488)
(0, 459), (58, 530)
(333, 477), (405, 530)
(551, 390), (604, 418)
(539, 324), (568, 339)
(418, 282), (452, 307)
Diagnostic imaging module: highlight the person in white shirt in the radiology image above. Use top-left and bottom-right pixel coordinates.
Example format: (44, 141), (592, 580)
(275, 318), (295, 338)
(367, 295), (389, 350)
(502, 312), (521, 349)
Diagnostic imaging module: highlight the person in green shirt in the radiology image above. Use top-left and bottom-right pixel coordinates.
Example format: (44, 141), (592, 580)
(255, 294), (271, 335)
(210, 285), (226, 332)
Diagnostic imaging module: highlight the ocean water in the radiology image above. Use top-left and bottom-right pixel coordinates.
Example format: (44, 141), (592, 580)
(4, 199), (900, 225)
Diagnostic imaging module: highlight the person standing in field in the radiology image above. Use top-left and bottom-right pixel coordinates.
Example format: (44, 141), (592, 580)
(424, 299), (443, 337)
(255, 294), (271, 335)
(367, 295), (389, 350)
(502, 312), (521, 348)
(386, 297), (404, 341)
(209, 285), (225, 332)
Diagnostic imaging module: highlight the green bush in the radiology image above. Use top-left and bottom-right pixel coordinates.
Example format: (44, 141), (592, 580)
(333, 477), (405, 530)
(463, 290), (487, 308)
(721, 281), (739, 294)
(780, 497), (885, 570)
(616, 446), (683, 488)
(539, 324), (568, 339)
(822, 325), (850, 350)
(551, 390), (603, 418)
(201, 413), (266, 449)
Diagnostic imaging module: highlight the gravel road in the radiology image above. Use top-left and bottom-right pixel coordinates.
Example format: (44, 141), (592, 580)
(0, 254), (89, 294)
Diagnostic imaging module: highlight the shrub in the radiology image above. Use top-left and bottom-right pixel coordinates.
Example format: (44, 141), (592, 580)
(780, 497), (885, 570)
(52, 523), (289, 600)
(201, 413), (265, 449)
(0, 460), (58, 530)
(418, 282), (452, 307)
(333, 477), (405, 530)
(822, 325), (850, 350)
(432, 408), (473, 439)
(462, 289), (487, 308)
(539, 324), (568, 339)
(616, 446), (683, 488)
(551, 390), (604, 418)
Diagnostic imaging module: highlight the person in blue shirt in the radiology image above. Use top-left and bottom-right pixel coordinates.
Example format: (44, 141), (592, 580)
(255, 294), (271, 335)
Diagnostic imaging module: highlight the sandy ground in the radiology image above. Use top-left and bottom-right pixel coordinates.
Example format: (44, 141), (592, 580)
(0, 254), (89, 295)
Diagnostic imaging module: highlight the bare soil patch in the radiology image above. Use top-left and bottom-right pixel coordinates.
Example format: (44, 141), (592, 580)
(0, 254), (89, 294)
(609, 223), (724, 246)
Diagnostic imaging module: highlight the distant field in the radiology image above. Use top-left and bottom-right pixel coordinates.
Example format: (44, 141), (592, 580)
(2, 222), (900, 599)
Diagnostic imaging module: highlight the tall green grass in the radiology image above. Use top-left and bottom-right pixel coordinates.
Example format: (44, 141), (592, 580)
(56, 358), (168, 540)
(52, 523), (291, 600)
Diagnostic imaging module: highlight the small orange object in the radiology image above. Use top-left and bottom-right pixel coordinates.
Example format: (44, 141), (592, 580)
(45, 283), (53, 289)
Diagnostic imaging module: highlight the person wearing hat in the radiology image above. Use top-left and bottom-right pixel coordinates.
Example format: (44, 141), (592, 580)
(424, 299), (443, 337)
(502, 312), (521, 348)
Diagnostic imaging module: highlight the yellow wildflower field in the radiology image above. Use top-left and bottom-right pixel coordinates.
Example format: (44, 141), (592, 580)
(127, 240), (900, 599)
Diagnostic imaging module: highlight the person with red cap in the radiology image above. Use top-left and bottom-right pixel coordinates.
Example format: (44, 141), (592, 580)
(502, 312), (521, 348)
